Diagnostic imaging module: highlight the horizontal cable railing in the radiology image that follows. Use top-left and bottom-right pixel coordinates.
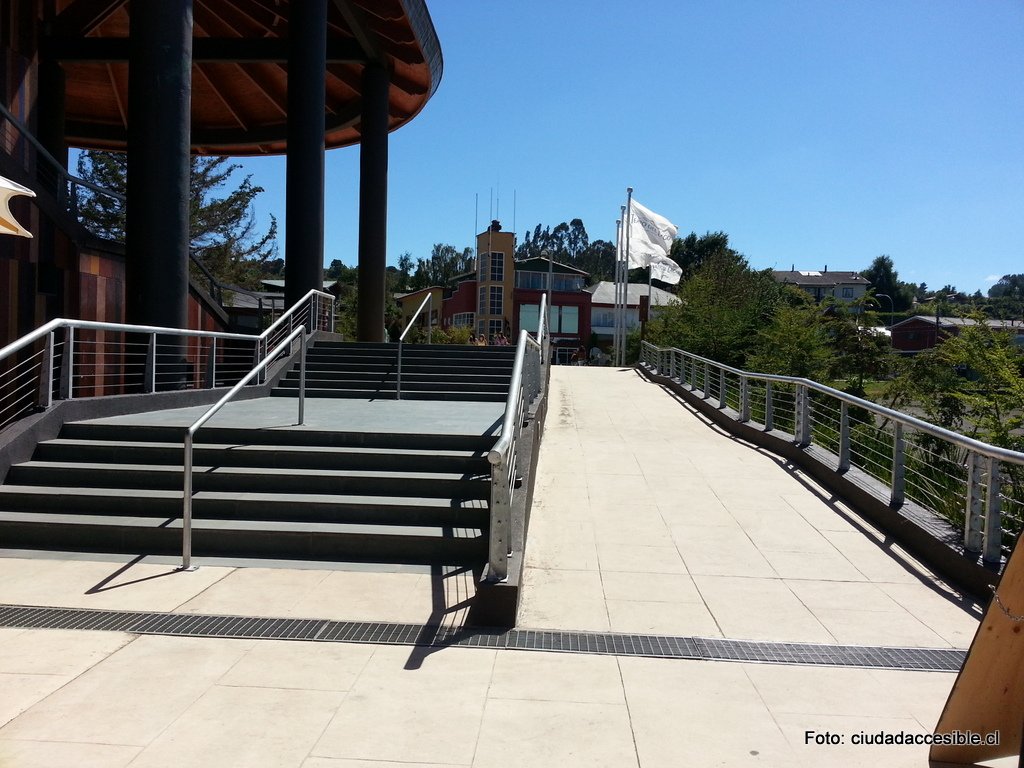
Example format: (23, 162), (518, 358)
(641, 341), (1024, 565)
(486, 294), (549, 582)
(0, 290), (333, 433)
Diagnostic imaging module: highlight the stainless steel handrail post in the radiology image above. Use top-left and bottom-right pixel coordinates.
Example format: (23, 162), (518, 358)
(298, 331), (306, 425)
(59, 326), (74, 400)
(838, 401), (851, 472)
(983, 457), (1002, 563)
(180, 325), (308, 570)
(718, 368), (727, 409)
(890, 422), (905, 506)
(764, 381), (774, 431)
(145, 333), (157, 393)
(396, 338), (404, 400)
(208, 337), (217, 389)
(38, 331), (54, 409)
(964, 452), (983, 553)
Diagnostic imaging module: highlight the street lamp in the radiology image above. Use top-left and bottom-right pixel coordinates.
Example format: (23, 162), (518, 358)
(875, 293), (894, 329)
(542, 248), (552, 320)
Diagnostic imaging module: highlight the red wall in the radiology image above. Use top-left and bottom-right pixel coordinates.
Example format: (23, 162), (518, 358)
(442, 279), (477, 326)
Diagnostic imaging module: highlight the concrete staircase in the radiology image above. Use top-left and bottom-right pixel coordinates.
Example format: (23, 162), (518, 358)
(272, 341), (514, 402)
(0, 419), (495, 566)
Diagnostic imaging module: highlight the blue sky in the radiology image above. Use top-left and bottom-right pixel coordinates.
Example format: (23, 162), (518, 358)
(239, 1), (1023, 295)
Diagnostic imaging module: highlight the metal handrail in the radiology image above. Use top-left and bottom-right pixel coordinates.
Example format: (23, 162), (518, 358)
(181, 325), (307, 570)
(0, 100), (125, 206)
(488, 331), (542, 466)
(188, 251), (270, 324)
(643, 343), (1024, 468)
(396, 292), (432, 400)
(639, 341), (1024, 564)
(0, 290), (333, 432)
(485, 294), (549, 581)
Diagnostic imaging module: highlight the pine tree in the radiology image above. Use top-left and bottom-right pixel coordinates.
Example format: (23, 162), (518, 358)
(75, 151), (277, 289)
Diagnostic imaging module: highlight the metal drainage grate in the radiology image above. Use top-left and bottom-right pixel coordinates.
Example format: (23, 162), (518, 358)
(0, 604), (966, 672)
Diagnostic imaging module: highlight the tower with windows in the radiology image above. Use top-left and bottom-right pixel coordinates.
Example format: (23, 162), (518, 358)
(475, 220), (515, 341)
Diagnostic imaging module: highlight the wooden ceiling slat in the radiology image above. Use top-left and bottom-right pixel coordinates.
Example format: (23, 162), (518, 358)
(54, 0), (126, 36)
(194, 64), (248, 132)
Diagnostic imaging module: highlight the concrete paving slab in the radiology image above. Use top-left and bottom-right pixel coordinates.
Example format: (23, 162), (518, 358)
(0, 739), (141, 767)
(128, 684), (344, 768)
(310, 644), (494, 765)
(473, 699), (638, 768)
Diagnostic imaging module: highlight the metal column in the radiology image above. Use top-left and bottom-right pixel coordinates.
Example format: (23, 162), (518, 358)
(125, 0), (193, 388)
(357, 64), (390, 342)
(284, 0), (327, 309)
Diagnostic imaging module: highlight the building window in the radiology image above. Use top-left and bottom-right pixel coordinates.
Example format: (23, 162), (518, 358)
(489, 286), (503, 316)
(842, 287), (854, 298)
(560, 306), (579, 334)
(515, 271), (546, 290)
(453, 312), (475, 328)
(553, 275), (583, 292)
(477, 253), (488, 281)
(489, 252), (504, 282)
(520, 304), (539, 333)
(488, 319), (503, 341)
(478, 286), (488, 316)
(594, 310), (614, 326)
(477, 320), (485, 336)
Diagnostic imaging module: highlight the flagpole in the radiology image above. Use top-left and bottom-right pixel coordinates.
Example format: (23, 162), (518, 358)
(622, 188), (633, 366)
(616, 206), (626, 367)
(613, 218), (619, 365)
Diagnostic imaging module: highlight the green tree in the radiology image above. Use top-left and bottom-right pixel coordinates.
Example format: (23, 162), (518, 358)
(887, 315), (1024, 450)
(409, 243), (474, 289)
(748, 305), (831, 379)
(670, 231), (732, 282)
(75, 151), (277, 289)
(860, 255), (913, 310)
(989, 274), (1024, 300)
(821, 298), (892, 393)
(647, 249), (780, 366)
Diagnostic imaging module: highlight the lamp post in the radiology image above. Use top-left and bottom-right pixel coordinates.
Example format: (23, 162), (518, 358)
(875, 293), (894, 329)
(542, 248), (552, 326)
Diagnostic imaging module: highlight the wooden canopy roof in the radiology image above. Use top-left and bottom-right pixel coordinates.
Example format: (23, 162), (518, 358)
(47, 0), (442, 155)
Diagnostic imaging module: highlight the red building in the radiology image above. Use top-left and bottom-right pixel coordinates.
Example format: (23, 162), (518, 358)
(890, 315), (1024, 353)
(439, 221), (591, 361)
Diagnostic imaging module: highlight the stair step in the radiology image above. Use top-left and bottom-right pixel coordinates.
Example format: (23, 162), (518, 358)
(281, 370), (512, 384)
(0, 510), (487, 565)
(0, 486), (489, 526)
(311, 342), (516, 357)
(302, 357), (514, 370)
(59, 423), (499, 452)
(271, 388), (508, 402)
(35, 439), (490, 473)
(275, 379), (509, 393)
(7, 462), (490, 499)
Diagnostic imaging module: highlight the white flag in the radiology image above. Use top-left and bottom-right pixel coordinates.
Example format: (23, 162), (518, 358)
(626, 199), (677, 268)
(649, 252), (682, 285)
(0, 175), (35, 239)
